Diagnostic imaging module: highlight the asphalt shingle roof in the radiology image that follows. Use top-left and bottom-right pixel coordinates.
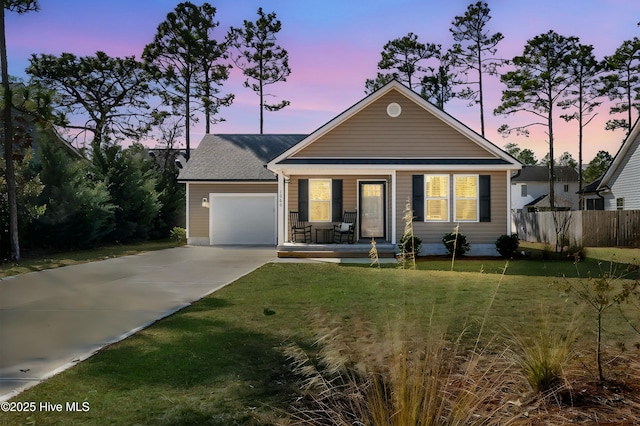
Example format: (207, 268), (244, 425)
(511, 165), (578, 182)
(178, 134), (307, 181)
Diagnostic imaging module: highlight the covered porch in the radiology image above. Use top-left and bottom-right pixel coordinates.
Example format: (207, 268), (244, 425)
(275, 171), (398, 258)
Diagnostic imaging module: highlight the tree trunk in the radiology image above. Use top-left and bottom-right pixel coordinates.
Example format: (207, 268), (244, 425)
(259, 58), (264, 134)
(477, 39), (485, 137)
(548, 108), (555, 213)
(0, 5), (20, 260)
(185, 74), (191, 160)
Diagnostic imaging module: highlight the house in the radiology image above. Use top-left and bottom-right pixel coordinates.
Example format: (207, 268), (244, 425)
(510, 166), (579, 212)
(579, 177), (604, 210)
(592, 118), (640, 210)
(179, 80), (521, 256)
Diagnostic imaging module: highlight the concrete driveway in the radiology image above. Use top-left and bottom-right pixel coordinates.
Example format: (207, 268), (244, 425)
(0, 246), (276, 400)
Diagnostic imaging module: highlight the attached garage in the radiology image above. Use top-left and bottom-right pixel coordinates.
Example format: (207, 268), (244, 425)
(209, 194), (277, 245)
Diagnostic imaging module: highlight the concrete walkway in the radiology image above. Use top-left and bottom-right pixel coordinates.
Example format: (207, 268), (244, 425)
(0, 246), (276, 400)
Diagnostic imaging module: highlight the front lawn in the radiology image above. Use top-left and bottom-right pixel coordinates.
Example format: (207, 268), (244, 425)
(0, 240), (180, 278)
(2, 262), (639, 425)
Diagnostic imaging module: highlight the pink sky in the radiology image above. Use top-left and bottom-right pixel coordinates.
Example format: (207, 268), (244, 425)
(6, 0), (640, 163)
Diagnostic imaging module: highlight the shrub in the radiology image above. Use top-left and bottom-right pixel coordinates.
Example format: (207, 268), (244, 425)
(170, 226), (187, 245)
(495, 234), (519, 258)
(398, 233), (422, 257)
(442, 231), (470, 257)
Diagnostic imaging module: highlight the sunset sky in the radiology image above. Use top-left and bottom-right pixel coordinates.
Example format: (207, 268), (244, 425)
(5, 0), (640, 162)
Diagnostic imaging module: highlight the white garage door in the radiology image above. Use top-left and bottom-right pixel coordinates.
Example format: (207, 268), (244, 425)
(209, 194), (276, 245)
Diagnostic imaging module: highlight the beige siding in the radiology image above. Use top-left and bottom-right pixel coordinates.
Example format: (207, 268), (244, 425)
(187, 182), (277, 238)
(396, 171), (508, 245)
(292, 90), (494, 158)
(288, 175), (391, 241)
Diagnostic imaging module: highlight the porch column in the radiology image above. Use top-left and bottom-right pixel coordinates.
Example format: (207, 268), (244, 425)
(506, 170), (512, 236)
(284, 174), (289, 243)
(391, 171), (397, 244)
(277, 173), (285, 245)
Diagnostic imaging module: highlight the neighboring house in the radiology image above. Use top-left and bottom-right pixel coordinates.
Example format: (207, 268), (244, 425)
(592, 118), (640, 210)
(579, 177), (604, 210)
(0, 107), (83, 161)
(511, 166), (579, 212)
(179, 80), (521, 255)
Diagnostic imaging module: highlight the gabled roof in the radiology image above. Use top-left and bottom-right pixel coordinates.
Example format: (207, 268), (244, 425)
(598, 117), (640, 189)
(579, 176), (602, 194)
(511, 166), (579, 182)
(178, 134), (306, 182)
(525, 193), (573, 209)
(268, 80), (521, 170)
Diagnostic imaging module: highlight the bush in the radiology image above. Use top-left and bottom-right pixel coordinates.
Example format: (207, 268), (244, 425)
(170, 226), (187, 245)
(398, 233), (422, 256)
(495, 234), (519, 258)
(442, 231), (470, 257)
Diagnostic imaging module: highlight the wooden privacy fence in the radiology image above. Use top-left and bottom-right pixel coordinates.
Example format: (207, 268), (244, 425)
(513, 210), (640, 248)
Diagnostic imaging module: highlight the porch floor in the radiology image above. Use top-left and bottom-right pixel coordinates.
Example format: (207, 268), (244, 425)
(277, 242), (396, 258)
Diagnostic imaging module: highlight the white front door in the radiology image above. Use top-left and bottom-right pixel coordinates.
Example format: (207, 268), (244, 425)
(359, 181), (386, 239)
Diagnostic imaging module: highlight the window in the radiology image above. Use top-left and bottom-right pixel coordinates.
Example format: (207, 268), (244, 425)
(309, 179), (332, 221)
(521, 184), (527, 197)
(617, 197), (624, 211)
(425, 175), (449, 221)
(563, 184), (569, 193)
(454, 175), (479, 222)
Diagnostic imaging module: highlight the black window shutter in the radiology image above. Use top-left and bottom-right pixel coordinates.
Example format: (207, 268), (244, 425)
(298, 179), (309, 221)
(412, 175), (424, 221)
(479, 175), (491, 222)
(332, 179), (343, 222)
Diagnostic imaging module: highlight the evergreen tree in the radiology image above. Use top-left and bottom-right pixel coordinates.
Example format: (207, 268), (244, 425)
(92, 143), (160, 243)
(601, 37), (640, 133)
(229, 7), (290, 134)
(28, 136), (114, 249)
(365, 32), (439, 92)
(450, 1), (505, 136)
(27, 51), (158, 151)
(143, 2), (231, 158)
(560, 43), (603, 200)
(583, 150), (613, 183)
(495, 30), (580, 210)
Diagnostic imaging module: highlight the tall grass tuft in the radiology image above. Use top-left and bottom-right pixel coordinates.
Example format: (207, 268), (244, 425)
(284, 311), (513, 425)
(398, 199), (420, 270)
(369, 238), (380, 268)
(510, 313), (579, 394)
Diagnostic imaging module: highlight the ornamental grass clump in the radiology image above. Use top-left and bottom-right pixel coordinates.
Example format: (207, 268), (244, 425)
(510, 314), (579, 395)
(284, 311), (512, 426)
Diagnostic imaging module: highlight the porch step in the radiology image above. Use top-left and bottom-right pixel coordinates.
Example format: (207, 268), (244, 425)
(277, 243), (396, 258)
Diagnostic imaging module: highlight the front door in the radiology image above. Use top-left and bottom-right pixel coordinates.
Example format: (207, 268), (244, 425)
(359, 181), (386, 239)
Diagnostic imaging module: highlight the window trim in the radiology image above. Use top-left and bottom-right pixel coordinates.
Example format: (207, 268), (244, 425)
(424, 174), (450, 222)
(454, 174), (479, 223)
(308, 178), (332, 222)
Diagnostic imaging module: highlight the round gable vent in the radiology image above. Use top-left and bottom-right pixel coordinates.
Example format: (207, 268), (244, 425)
(387, 102), (402, 118)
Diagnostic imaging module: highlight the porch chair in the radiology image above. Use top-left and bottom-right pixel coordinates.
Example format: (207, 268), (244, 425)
(333, 211), (357, 244)
(290, 211), (312, 243)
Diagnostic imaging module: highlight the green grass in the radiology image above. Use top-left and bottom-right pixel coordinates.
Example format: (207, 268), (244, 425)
(0, 240), (180, 278)
(2, 262), (639, 425)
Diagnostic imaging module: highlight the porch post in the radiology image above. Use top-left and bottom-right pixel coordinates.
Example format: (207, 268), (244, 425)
(391, 171), (397, 244)
(277, 173), (285, 245)
(506, 170), (512, 236)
